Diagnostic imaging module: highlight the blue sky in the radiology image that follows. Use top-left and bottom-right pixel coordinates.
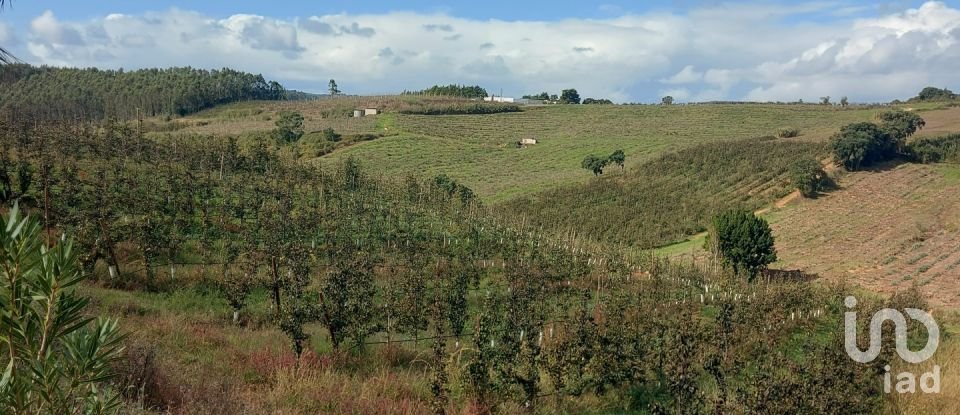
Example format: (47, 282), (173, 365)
(2, 1), (960, 102)
(0, 0), (942, 22)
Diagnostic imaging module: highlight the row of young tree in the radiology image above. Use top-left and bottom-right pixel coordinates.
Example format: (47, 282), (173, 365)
(0, 65), (286, 120)
(513, 136), (821, 248)
(0, 114), (901, 413)
(403, 84), (489, 99)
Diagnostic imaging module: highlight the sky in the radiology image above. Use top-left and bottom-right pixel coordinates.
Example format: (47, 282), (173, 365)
(1, 1), (959, 103)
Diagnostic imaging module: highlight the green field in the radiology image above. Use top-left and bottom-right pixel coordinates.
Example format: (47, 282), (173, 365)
(320, 104), (883, 202)
(505, 136), (826, 248)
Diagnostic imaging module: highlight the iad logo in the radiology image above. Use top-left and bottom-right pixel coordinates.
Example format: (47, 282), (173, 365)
(844, 296), (941, 394)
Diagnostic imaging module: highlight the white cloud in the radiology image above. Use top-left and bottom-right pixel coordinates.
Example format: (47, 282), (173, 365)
(744, 1), (960, 102)
(30, 10), (84, 45)
(0, 22), (13, 44)
(661, 65), (702, 84)
(223, 14), (302, 52)
(13, 2), (960, 103)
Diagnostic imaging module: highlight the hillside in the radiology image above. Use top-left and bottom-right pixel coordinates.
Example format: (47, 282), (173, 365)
(771, 162), (960, 307)
(0, 115), (895, 414)
(330, 104), (885, 202)
(0, 65), (285, 119)
(647, 106), (960, 306)
(504, 136), (826, 248)
(6, 1), (960, 413)
(3, 92), (959, 413)
(163, 98), (886, 202)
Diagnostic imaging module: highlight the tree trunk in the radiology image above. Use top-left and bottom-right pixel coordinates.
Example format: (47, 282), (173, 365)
(317, 290), (338, 349)
(270, 257), (281, 316)
(99, 219), (123, 278)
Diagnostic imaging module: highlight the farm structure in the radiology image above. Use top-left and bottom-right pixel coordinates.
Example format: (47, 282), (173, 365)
(353, 108), (380, 117)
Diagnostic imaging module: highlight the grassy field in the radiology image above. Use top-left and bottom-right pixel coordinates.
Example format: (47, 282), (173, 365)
(326, 104), (884, 202)
(160, 98), (888, 203)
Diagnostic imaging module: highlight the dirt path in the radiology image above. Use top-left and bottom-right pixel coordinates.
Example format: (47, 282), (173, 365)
(755, 190), (801, 215)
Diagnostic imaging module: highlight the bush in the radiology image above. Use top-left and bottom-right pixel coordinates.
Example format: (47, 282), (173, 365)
(581, 154), (609, 176)
(876, 109), (925, 147)
(273, 111), (304, 144)
(608, 149), (625, 171)
(830, 122), (894, 170)
(789, 157), (828, 197)
(706, 209), (777, 280)
(433, 174), (477, 205)
(907, 134), (960, 163)
(0, 205), (125, 414)
(776, 127), (800, 138)
(323, 127), (342, 142)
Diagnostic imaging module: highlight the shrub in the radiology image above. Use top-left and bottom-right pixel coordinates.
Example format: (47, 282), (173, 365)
(705, 209), (777, 280)
(876, 109), (925, 148)
(830, 122), (894, 170)
(522, 92), (551, 100)
(581, 154), (609, 176)
(776, 127), (800, 138)
(273, 111), (304, 144)
(323, 127), (342, 142)
(608, 149), (626, 171)
(433, 174), (477, 205)
(0, 205), (125, 414)
(789, 157), (828, 197)
(907, 134), (960, 163)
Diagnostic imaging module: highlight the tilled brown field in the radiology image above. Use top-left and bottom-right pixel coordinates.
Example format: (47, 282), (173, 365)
(771, 162), (960, 308)
(913, 106), (960, 137)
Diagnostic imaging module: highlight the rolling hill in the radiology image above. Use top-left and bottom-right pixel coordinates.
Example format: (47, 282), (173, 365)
(162, 98), (889, 202)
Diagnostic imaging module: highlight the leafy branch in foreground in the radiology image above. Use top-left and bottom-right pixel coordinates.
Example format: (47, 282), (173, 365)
(0, 204), (125, 414)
